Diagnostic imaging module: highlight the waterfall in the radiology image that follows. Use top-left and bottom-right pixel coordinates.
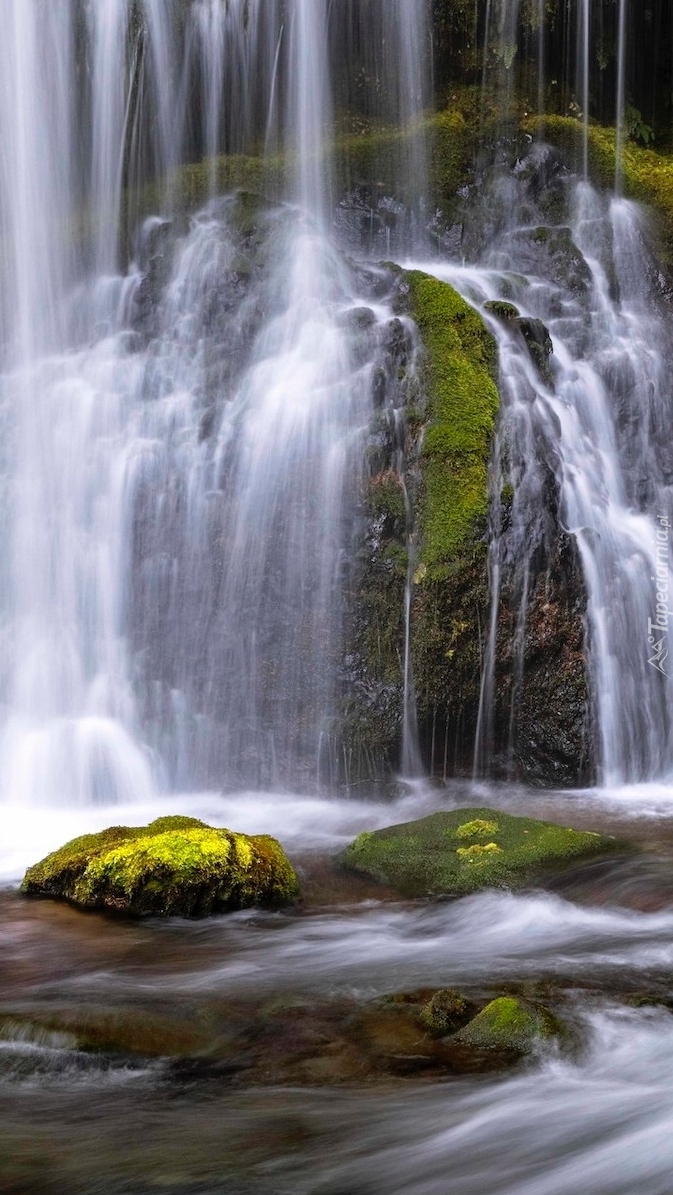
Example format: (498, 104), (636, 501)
(0, 0), (430, 805)
(425, 154), (673, 786)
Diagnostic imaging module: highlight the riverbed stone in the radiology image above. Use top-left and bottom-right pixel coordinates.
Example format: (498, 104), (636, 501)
(419, 988), (472, 1035)
(341, 806), (618, 897)
(452, 996), (558, 1054)
(21, 816), (299, 916)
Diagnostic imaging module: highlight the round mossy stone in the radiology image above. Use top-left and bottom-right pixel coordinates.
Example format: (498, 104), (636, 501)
(453, 996), (558, 1054)
(341, 806), (619, 897)
(21, 815), (299, 917)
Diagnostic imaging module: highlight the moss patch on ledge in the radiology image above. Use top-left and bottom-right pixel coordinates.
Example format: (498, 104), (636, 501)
(523, 115), (673, 265)
(21, 816), (299, 917)
(341, 806), (618, 898)
(404, 271), (499, 577)
(115, 109), (473, 240)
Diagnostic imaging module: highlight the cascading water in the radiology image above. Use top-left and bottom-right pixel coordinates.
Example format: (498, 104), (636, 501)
(420, 144), (673, 786)
(0, 0), (430, 805)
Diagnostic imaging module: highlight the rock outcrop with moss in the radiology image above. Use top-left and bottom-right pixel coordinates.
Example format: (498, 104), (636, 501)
(21, 816), (299, 917)
(338, 268), (502, 784)
(453, 996), (559, 1054)
(341, 807), (617, 897)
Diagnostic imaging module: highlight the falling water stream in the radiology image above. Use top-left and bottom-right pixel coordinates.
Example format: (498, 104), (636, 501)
(2, 2), (673, 1192)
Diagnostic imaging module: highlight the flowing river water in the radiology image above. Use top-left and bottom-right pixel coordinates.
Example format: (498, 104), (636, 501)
(2, 2), (673, 1192)
(4, 781), (673, 1192)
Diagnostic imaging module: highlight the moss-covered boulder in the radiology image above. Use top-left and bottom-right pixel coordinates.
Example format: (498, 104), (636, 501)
(453, 996), (558, 1054)
(21, 816), (299, 917)
(341, 806), (617, 897)
(419, 989), (471, 1036)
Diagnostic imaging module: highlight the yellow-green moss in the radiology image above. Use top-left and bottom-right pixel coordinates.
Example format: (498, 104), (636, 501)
(455, 818), (499, 838)
(21, 815), (299, 917)
(524, 115), (673, 267)
(455, 842), (503, 860)
(453, 996), (557, 1052)
(404, 271), (499, 578)
(341, 806), (619, 897)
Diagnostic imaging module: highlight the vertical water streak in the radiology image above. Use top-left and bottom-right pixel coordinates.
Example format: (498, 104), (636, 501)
(88, 0), (130, 273)
(536, 0), (545, 124)
(288, 0), (332, 221)
(615, 0), (628, 194)
(578, 0), (590, 179)
(0, 0), (76, 363)
(194, 0), (226, 193)
(385, 0), (432, 236)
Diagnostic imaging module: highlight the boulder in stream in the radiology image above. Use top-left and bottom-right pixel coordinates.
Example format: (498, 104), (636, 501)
(341, 806), (618, 897)
(453, 996), (559, 1054)
(21, 816), (299, 916)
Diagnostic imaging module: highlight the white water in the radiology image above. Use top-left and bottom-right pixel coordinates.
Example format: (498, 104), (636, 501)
(0, 0), (429, 805)
(409, 162), (673, 786)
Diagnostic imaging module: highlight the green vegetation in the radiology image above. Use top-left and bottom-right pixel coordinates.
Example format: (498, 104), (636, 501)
(405, 271), (499, 576)
(341, 806), (618, 897)
(419, 989), (470, 1035)
(21, 816), (299, 917)
(453, 996), (558, 1053)
(114, 109), (472, 247)
(524, 115), (673, 265)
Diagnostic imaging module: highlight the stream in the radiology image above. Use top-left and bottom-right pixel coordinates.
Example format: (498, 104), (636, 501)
(3, 782), (673, 1193)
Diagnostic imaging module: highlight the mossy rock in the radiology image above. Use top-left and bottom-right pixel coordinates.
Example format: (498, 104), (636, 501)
(21, 816), (299, 917)
(419, 989), (471, 1036)
(522, 114), (673, 270)
(484, 300), (520, 321)
(403, 271), (499, 574)
(341, 806), (618, 897)
(453, 996), (558, 1054)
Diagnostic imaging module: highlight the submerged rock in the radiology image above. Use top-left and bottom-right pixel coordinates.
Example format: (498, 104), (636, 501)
(419, 989), (471, 1036)
(341, 806), (618, 898)
(21, 816), (299, 916)
(453, 996), (558, 1054)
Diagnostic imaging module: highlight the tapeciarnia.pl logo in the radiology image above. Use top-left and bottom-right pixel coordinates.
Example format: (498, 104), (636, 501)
(648, 514), (671, 676)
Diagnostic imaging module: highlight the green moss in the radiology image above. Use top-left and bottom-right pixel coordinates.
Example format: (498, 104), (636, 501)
(341, 806), (618, 898)
(404, 271), (499, 577)
(455, 841), (503, 859)
(368, 470), (407, 532)
(455, 818), (499, 838)
(112, 108), (472, 249)
(453, 996), (557, 1053)
(21, 816), (299, 917)
(524, 115), (673, 267)
(419, 989), (470, 1035)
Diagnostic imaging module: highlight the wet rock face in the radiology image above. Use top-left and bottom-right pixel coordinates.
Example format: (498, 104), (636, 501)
(21, 816), (300, 917)
(340, 807), (619, 899)
(491, 527), (593, 787)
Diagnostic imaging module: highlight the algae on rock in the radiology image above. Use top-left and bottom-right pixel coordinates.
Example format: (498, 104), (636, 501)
(341, 806), (618, 897)
(453, 996), (559, 1054)
(21, 816), (299, 917)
